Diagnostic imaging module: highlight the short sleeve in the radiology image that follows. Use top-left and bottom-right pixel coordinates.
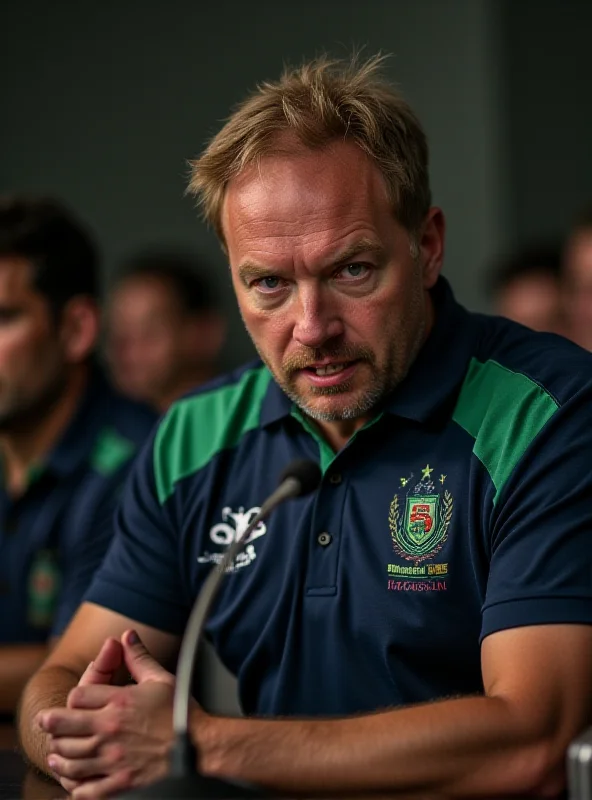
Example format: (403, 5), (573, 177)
(481, 384), (592, 640)
(84, 432), (189, 635)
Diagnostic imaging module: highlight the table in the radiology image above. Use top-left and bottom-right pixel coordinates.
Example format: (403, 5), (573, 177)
(0, 724), (66, 800)
(0, 750), (66, 800)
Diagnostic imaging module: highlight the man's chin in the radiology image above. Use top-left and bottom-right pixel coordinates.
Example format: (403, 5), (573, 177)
(291, 391), (378, 423)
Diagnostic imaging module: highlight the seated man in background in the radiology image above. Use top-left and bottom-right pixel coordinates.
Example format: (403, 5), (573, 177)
(104, 252), (226, 411)
(0, 196), (156, 715)
(489, 243), (565, 333)
(563, 208), (592, 349)
(20, 57), (592, 799)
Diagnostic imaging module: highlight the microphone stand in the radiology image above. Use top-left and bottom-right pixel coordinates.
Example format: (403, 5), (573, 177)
(117, 469), (316, 799)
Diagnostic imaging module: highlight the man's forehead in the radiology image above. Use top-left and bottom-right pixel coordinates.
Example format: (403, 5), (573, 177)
(221, 141), (390, 246)
(0, 256), (34, 294)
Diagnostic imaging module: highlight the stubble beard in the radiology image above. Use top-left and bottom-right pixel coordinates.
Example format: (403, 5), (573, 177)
(256, 336), (424, 423)
(0, 364), (68, 435)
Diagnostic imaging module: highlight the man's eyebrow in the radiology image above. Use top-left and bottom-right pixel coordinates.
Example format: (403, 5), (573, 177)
(237, 262), (274, 284)
(330, 239), (386, 265)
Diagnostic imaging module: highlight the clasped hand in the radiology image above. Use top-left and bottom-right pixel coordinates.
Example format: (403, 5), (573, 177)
(36, 629), (190, 799)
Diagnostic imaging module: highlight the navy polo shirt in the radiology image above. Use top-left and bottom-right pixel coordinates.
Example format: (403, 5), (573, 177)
(87, 278), (592, 716)
(0, 367), (156, 644)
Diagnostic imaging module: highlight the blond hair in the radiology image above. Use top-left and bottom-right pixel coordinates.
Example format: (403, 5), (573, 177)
(187, 54), (431, 244)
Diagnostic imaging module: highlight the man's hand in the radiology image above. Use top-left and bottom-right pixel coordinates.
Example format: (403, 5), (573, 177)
(49, 635), (126, 795)
(38, 629), (178, 799)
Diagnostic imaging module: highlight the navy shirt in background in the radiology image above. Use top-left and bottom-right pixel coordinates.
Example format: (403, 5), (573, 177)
(0, 367), (157, 643)
(87, 278), (592, 716)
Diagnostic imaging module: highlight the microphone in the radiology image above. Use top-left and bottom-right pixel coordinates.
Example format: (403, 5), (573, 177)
(117, 458), (322, 799)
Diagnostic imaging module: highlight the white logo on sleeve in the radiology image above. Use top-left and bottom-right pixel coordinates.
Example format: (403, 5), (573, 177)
(197, 506), (267, 571)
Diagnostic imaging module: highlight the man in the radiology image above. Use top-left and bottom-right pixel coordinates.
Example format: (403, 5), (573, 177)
(20, 57), (592, 799)
(0, 196), (156, 715)
(563, 209), (592, 349)
(105, 252), (226, 411)
(489, 243), (565, 333)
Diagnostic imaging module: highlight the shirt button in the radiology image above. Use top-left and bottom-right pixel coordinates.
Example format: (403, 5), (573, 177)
(317, 532), (332, 547)
(328, 473), (342, 485)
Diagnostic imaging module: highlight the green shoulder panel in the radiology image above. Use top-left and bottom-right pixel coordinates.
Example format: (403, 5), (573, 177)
(91, 427), (137, 476)
(452, 358), (559, 504)
(154, 366), (272, 505)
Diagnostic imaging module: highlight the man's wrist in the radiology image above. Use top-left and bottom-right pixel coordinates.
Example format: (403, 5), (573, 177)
(189, 706), (227, 778)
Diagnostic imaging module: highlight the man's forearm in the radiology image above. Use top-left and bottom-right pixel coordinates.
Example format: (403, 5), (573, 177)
(195, 695), (567, 798)
(0, 645), (49, 715)
(18, 665), (80, 774)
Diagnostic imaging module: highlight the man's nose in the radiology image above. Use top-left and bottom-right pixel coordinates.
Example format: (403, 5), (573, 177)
(292, 288), (344, 349)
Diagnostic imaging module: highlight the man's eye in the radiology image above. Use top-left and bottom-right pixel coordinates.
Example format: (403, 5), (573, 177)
(338, 263), (369, 279)
(254, 276), (283, 292)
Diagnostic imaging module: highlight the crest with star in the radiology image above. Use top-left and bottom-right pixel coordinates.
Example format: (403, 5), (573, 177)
(389, 463), (454, 564)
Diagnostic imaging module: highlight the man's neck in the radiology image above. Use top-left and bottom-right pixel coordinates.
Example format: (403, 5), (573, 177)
(314, 417), (369, 453)
(0, 365), (90, 498)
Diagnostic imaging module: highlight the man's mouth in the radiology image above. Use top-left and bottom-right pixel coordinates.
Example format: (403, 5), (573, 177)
(307, 362), (350, 376)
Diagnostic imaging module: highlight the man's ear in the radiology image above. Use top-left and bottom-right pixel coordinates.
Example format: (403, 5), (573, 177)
(58, 296), (100, 364)
(418, 207), (446, 289)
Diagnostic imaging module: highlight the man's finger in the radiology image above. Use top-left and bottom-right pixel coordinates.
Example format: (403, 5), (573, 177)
(77, 638), (124, 689)
(67, 684), (122, 710)
(59, 775), (81, 795)
(71, 768), (133, 800)
(37, 708), (99, 738)
(121, 628), (173, 685)
(47, 753), (105, 782)
(48, 734), (101, 759)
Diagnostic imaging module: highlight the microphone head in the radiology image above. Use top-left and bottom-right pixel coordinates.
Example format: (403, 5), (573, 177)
(279, 458), (322, 497)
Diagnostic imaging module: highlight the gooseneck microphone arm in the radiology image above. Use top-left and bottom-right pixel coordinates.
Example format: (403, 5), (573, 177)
(173, 467), (317, 735)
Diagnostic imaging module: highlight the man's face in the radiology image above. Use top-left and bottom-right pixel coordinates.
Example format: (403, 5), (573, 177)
(105, 277), (194, 405)
(222, 140), (443, 427)
(0, 257), (68, 430)
(564, 229), (592, 349)
(496, 274), (563, 334)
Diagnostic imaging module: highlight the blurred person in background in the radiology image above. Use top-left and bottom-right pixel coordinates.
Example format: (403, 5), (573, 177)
(105, 252), (226, 412)
(0, 196), (156, 716)
(489, 244), (565, 334)
(563, 208), (592, 349)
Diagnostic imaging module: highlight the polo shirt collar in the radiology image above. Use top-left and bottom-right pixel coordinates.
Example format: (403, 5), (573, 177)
(383, 277), (475, 422)
(259, 276), (476, 428)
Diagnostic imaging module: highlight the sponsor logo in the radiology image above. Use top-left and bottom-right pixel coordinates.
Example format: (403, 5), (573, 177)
(197, 506), (266, 572)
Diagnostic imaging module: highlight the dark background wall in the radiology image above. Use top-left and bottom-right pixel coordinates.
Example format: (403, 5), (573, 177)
(501, 0), (592, 247)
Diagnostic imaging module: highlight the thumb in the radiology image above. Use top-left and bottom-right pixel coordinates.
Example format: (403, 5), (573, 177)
(122, 629), (173, 685)
(76, 637), (123, 689)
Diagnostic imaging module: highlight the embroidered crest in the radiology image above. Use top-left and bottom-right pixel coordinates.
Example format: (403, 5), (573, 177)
(389, 466), (453, 565)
